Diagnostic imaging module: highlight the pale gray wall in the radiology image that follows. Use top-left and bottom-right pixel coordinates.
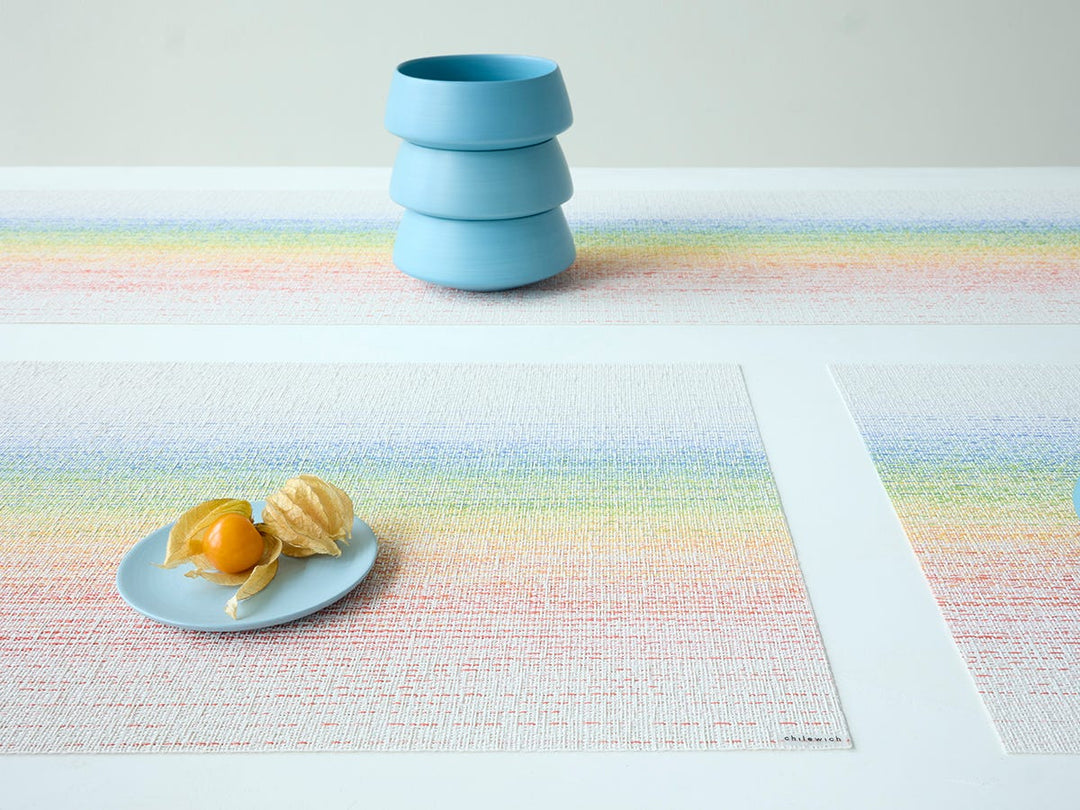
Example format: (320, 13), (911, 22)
(1, 0), (1078, 166)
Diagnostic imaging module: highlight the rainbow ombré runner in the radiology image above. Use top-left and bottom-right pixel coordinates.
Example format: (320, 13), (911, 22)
(0, 363), (849, 752)
(1, 187), (1077, 323)
(833, 365), (1080, 753)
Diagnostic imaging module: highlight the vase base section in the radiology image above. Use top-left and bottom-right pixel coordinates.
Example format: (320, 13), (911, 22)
(392, 207), (576, 291)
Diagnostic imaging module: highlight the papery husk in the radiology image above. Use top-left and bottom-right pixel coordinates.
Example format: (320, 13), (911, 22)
(261, 475), (354, 558)
(225, 531), (282, 619)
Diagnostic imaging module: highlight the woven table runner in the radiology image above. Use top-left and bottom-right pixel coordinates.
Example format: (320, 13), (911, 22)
(0, 363), (849, 752)
(1, 188), (1077, 324)
(833, 365), (1080, 753)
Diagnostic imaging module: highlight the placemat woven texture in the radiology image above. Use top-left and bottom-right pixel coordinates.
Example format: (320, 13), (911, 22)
(0, 363), (849, 751)
(1, 188), (1076, 323)
(833, 364), (1080, 753)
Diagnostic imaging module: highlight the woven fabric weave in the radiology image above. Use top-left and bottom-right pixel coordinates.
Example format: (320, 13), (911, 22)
(0, 363), (849, 752)
(833, 365), (1080, 753)
(1, 188), (1077, 323)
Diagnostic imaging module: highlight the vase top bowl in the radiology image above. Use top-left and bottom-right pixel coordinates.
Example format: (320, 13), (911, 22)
(385, 53), (573, 151)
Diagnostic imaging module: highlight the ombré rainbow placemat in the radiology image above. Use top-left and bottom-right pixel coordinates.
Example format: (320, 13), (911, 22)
(1, 187), (1077, 323)
(833, 365), (1080, 753)
(0, 363), (849, 752)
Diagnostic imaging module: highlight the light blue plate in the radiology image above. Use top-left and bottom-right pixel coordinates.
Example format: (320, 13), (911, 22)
(116, 501), (378, 632)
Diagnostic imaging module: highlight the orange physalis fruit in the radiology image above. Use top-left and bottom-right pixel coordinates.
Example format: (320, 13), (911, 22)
(202, 513), (264, 574)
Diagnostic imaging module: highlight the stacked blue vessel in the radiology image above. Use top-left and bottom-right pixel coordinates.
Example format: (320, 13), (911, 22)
(385, 54), (575, 291)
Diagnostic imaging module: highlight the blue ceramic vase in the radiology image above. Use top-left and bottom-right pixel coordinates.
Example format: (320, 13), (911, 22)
(385, 54), (575, 291)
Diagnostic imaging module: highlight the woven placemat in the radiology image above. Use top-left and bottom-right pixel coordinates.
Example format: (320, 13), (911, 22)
(833, 364), (1080, 753)
(0, 363), (848, 752)
(1, 187), (1077, 324)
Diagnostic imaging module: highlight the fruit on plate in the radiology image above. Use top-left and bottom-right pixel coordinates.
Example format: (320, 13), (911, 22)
(156, 475), (355, 620)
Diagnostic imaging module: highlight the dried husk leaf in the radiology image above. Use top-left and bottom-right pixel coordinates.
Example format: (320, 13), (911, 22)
(261, 475), (354, 558)
(225, 533), (283, 619)
(262, 497), (336, 557)
(225, 560), (279, 619)
(297, 474), (352, 544)
(161, 498), (251, 568)
(185, 561), (250, 586)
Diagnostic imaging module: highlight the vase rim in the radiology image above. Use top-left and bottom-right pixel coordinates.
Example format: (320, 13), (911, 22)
(396, 54), (560, 85)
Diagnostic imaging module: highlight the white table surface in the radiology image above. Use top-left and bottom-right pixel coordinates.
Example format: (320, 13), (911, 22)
(1, 168), (1078, 810)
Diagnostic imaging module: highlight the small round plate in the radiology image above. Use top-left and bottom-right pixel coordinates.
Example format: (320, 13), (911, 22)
(116, 500), (378, 632)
